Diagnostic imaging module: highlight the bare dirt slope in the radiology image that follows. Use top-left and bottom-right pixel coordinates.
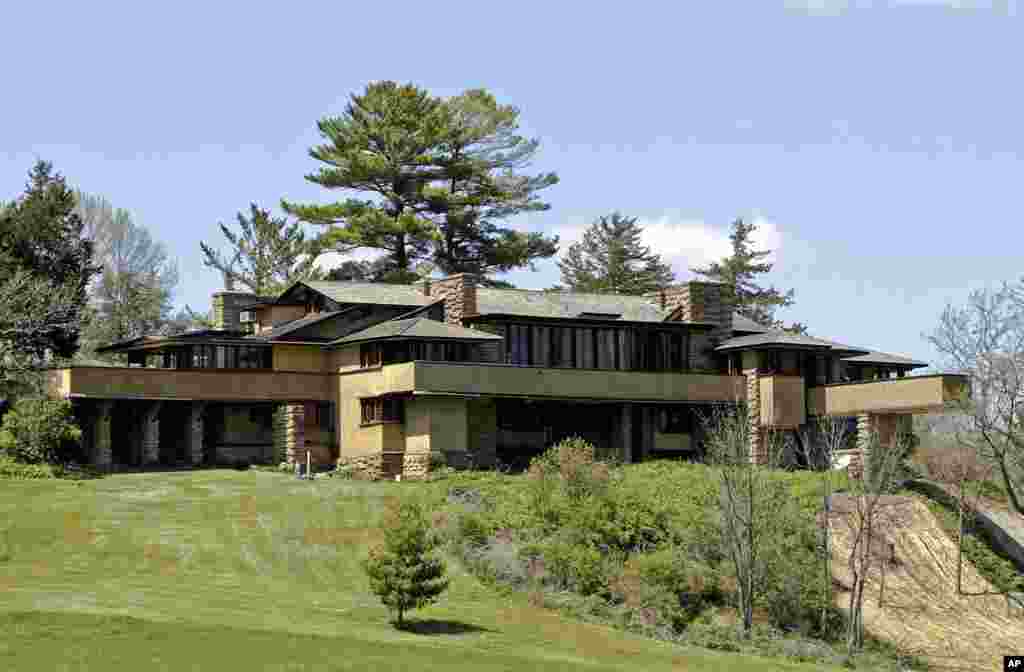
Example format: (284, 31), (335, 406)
(828, 495), (1024, 671)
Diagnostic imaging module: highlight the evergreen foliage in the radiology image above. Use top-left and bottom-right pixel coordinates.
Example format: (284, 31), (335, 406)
(0, 397), (82, 464)
(200, 203), (324, 296)
(555, 212), (675, 294)
(690, 218), (805, 333)
(283, 81), (558, 287)
(0, 161), (100, 364)
(363, 500), (449, 627)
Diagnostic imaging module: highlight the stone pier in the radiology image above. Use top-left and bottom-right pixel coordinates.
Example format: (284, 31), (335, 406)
(141, 401), (163, 465)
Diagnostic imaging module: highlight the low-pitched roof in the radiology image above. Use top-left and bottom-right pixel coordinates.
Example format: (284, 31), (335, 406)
(715, 331), (839, 352)
(301, 281), (435, 307)
(330, 317), (504, 346)
(475, 288), (670, 322)
(731, 313), (771, 334)
(249, 308), (358, 341)
(841, 350), (929, 368)
(95, 329), (256, 353)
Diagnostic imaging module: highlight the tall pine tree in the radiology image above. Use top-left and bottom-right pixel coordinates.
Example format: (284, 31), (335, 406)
(556, 213), (675, 294)
(283, 82), (558, 286)
(690, 218), (805, 333)
(200, 203), (325, 296)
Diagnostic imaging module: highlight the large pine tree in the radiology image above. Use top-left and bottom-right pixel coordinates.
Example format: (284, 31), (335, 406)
(555, 213), (675, 294)
(282, 82), (558, 286)
(690, 218), (805, 333)
(200, 203), (325, 296)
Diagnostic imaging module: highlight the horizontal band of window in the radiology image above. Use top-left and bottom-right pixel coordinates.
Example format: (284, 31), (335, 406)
(359, 420), (402, 427)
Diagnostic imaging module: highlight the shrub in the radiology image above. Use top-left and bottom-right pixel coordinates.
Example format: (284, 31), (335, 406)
(457, 511), (493, 549)
(0, 454), (58, 479)
(0, 397), (81, 464)
(532, 538), (607, 596)
(363, 500), (449, 627)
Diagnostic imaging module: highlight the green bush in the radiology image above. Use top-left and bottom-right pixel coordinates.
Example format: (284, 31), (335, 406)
(0, 454), (59, 479)
(0, 397), (82, 464)
(457, 511), (493, 549)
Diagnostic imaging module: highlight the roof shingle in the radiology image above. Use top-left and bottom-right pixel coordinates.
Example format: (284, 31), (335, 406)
(330, 317), (504, 346)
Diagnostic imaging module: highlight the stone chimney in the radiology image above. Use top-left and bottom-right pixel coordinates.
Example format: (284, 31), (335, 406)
(650, 280), (735, 344)
(211, 291), (261, 331)
(426, 274), (478, 326)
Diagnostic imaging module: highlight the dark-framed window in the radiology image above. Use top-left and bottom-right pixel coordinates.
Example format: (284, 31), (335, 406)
(360, 343), (382, 368)
(360, 396), (403, 425)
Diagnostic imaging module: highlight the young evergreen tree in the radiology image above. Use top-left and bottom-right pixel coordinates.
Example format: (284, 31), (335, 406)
(363, 500), (449, 628)
(691, 218), (805, 333)
(200, 203), (324, 296)
(556, 212), (675, 294)
(283, 81), (558, 286)
(0, 161), (100, 363)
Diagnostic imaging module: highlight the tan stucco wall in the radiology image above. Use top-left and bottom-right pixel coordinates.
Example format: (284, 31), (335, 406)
(807, 375), (967, 416)
(411, 362), (747, 403)
(330, 346), (362, 373)
(428, 397), (468, 454)
(273, 345), (327, 372)
(759, 375), (806, 428)
(256, 305), (305, 333)
(336, 366), (416, 460)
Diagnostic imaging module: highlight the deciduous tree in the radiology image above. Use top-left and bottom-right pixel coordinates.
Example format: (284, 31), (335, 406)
(927, 281), (1024, 516)
(75, 193), (179, 350)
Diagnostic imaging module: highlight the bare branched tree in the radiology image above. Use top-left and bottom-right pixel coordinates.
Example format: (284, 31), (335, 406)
(796, 415), (853, 634)
(841, 429), (907, 652)
(926, 281), (1024, 515)
(700, 401), (787, 637)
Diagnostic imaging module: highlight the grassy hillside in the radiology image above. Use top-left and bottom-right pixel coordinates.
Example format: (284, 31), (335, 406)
(0, 469), (836, 671)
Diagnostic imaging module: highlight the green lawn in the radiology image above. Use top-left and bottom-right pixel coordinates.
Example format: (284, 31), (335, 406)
(0, 469), (837, 671)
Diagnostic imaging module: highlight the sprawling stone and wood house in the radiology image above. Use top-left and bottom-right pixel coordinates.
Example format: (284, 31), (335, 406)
(45, 274), (967, 478)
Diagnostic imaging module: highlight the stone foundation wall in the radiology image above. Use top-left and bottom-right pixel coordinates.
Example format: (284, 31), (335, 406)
(402, 450), (430, 481)
(745, 369), (766, 464)
(93, 401), (113, 469)
(185, 402), (204, 465)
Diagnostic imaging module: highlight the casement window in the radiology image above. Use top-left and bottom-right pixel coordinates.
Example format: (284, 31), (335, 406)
(360, 397), (403, 425)
(360, 343), (382, 368)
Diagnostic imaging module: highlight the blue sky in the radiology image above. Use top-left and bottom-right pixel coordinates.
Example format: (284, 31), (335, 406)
(2, 0), (1021, 370)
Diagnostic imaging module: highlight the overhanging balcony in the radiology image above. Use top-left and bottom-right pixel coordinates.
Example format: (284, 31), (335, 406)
(404, 361), (747, 403)
(806, 374), (968, 416)
(46, 366), (333, 402)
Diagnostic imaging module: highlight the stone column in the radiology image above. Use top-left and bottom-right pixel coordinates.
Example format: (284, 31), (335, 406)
(141, 401), (163, 465)
(849, 413), (875, 480)
(620, 404), (633, 464)
(93, 400), (113, 470)
(274, 402), (305, 465)
(185, 402), (206, 466)
(745, 368), (766, 464)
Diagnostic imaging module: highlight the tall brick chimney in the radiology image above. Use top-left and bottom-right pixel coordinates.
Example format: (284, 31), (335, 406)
(427, 274), (478, 326)
(649, 281), (735, 343)
(211, 291), (261, 331)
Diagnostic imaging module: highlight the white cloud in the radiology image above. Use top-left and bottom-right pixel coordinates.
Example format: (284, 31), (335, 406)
(551, 212), (785, 281)
(313, 247), (383, 273)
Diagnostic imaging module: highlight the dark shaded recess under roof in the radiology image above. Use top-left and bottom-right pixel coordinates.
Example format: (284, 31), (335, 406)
(95, 329), (257, 353)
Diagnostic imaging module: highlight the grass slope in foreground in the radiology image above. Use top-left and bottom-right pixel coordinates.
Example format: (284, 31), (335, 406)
(0, 470), (836, 671)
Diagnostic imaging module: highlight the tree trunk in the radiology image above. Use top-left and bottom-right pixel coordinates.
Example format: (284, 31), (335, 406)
(997, 452), (1023, 516)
